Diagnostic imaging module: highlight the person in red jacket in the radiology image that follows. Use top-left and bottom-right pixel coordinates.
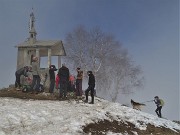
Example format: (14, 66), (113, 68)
(69, 74), (75, 92)
(55, 74), (60, 89)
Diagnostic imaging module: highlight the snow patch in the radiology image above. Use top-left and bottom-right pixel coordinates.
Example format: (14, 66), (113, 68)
(0, 97), (179, 135)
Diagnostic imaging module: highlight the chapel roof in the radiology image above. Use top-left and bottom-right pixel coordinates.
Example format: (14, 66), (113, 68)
(16, 40), (62, 48)
(15, 40), (66, 56)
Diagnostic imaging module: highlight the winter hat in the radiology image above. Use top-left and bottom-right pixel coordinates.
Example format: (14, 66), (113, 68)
(87, 71), (92, 74)
(62, 63), (66, 67)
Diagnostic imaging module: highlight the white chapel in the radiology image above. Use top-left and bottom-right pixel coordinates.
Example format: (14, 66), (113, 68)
(15, 10), (66, 70)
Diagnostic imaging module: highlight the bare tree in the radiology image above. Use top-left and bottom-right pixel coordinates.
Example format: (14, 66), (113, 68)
(64, 25), (144, 102)
(108, 51), (144, 102)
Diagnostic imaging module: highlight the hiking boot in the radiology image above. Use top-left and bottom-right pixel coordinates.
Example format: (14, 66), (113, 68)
(89, 102), (94, 104)
(84, 100), (88, 103)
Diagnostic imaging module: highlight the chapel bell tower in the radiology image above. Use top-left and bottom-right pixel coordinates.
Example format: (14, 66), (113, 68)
(29, 9), (37, 45)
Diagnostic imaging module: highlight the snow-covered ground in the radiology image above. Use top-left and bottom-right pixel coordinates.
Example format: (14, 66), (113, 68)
(0, 97), (179, 135)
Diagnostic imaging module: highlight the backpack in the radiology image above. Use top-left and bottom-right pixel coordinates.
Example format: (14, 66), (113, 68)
(160, 99), (165, 106)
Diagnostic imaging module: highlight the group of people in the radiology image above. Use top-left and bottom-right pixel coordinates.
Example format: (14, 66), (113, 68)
(15, 56), (96, 104)
(15, 57), (164, 113)
(52, 64), (95, 104)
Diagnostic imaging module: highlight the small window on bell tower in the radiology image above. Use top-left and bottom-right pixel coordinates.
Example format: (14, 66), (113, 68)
(31, 34), (33, 38)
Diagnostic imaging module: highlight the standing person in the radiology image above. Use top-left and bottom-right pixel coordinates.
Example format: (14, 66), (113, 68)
(58, 63), (69, 99)
(69, 74), (75, 92)
(31, 56), (40, 94)
(85, 71), (95, 104)
(55, 73), (60, 90)
(76, 68), (83, 97)
(49, 65), (57, 94)
(154, 96), (163, 118)
(15, 66), (29, 90)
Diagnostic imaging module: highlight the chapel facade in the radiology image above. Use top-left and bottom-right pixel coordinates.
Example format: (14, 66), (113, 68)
(15, 10), (66, 70)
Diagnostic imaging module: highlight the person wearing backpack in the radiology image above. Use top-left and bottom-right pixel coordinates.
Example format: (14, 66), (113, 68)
(154, 96), (163, 118)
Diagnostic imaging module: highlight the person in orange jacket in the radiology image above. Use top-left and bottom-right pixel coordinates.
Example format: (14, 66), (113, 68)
(76, 68), (83, 97)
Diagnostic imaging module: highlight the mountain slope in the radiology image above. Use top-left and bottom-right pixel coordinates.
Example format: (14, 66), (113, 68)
(0, 94), (179, 135)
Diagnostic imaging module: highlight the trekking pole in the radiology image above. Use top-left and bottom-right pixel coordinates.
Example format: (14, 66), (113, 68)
(141, 100), (154, 104)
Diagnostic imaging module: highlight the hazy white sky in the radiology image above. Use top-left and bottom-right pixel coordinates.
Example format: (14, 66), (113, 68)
(0, 0), (179, 120)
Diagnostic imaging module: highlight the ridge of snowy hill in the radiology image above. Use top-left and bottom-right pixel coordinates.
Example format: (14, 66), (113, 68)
(0, 97), (179, 135)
